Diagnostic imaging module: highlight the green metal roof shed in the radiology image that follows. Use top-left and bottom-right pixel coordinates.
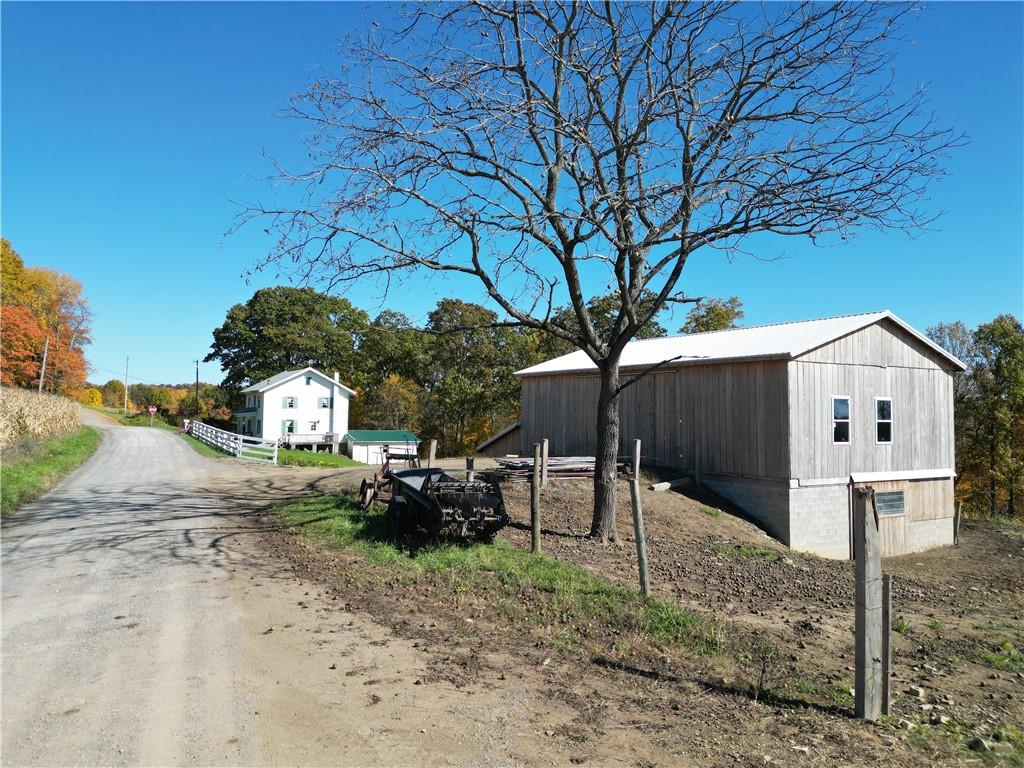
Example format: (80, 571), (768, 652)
(344, 430), (418, 443)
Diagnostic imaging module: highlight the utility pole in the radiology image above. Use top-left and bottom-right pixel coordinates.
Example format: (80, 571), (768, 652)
(123, 355), (129, 413)
(193, 359), (200, 416)
(37, 337), (50, 393)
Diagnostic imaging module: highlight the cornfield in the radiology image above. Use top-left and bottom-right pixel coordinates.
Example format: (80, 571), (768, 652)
(0, 387), (80, 449)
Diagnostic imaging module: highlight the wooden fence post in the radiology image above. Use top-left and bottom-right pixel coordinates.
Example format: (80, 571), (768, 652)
(428, 439), (437, 469)
(953, 501), (962, 546)
(854, 485), (883, 721)
(466, 457), (475, 482)
(629, 439), (651, 598)
(541, 438), (549, 488)
(531, 442), (541, 554)
(881, 573), (892, 716)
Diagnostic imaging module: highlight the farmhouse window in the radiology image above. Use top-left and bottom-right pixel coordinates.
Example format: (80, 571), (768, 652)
(876, 398), (893, 444)
(318, 397), (330, 408)
(875, 491), (905, 516)
(282, 396), (297, 409)
(281, 420), (296, 435)
(309, 421), (319, 431)
(305, 376), (312, 386)
(832, 396), (850, 444)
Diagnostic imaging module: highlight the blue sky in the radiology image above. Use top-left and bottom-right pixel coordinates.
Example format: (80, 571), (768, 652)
(3, 2), (1022, 387)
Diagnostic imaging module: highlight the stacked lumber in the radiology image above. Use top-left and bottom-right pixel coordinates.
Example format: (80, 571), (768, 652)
(495, 455), (602, 480)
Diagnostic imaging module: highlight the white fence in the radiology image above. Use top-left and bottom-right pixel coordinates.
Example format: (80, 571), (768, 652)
(185, 420), (278, 464)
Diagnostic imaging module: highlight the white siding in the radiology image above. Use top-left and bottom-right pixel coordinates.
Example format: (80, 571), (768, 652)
(256, 373), (350, 441)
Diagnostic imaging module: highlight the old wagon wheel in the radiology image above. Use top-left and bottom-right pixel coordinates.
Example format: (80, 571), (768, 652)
(359, 478), (376, 511)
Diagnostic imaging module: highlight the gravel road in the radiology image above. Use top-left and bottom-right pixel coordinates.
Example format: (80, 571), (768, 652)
(1, 412), (531, 767)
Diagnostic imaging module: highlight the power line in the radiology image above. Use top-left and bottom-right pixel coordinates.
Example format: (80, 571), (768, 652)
(88, 364), (207, 387)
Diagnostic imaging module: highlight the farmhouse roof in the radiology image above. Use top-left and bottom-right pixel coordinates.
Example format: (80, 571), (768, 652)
(240, 366), (356, 395)
(516, 310), (967, 377)
(345, 429), (419, 443)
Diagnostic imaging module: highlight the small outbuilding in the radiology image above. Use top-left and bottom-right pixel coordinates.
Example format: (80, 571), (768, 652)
(479, 311), (966, 559)
(345, 429), (420, 466)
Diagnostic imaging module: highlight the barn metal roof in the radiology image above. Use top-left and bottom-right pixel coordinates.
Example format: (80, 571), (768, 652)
(516, 310), (967, 377)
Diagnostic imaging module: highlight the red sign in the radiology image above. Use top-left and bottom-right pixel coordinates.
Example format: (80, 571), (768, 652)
(148, 406), (157, 414)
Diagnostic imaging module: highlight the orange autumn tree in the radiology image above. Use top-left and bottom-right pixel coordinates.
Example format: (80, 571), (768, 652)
(0, 239), (92, 395)
(0, 304), (46, 387)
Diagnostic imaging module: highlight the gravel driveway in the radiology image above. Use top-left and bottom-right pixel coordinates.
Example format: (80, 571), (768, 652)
(1, 411), (529, 767)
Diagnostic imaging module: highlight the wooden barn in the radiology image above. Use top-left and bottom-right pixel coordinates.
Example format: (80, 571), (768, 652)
(479, 311), (965, 559)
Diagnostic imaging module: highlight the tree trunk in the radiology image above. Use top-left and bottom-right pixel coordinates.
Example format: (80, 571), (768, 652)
(591, 355), (622, 542)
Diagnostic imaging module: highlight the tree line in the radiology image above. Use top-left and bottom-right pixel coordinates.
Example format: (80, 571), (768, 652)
(204, 286), (742, 456)
(80, 379), (234, 426)
(0, 239), (92, 396)
(928, 315), (1024, 519)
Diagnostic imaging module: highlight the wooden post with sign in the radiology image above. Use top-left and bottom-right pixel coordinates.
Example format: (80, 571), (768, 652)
(881, 573), (893, 716)
(854, 485), (884, 721)
(530, 442), (541, 554)
(541, 438), (549, 488)
(629, 439), (651, 598)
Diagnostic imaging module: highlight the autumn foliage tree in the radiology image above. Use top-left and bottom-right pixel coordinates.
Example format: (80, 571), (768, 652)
(929, 315), (1024, 519)
(0, 239), (92, 395)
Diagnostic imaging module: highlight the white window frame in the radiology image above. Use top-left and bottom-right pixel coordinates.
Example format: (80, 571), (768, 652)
(832, 395), (851, 445)
(282, 396), (297, 409)
(875, 396), (893, 445)
(318, 397), (331, 409)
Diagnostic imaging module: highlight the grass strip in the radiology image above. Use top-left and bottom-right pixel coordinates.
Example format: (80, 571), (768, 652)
(179, 432), (232, 459)
(1, 427), (102, 515)
(276, 493), (723, 656)
(277, 449), (363, 468)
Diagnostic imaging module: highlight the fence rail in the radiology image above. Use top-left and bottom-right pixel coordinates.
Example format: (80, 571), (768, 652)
(185, 420), (278, 465)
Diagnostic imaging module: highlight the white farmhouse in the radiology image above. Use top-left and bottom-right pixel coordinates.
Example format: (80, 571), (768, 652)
(236, 367), (355, 450)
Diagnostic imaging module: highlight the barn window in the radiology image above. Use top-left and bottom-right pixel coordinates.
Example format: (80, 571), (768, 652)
(875, 491), (905, 516)
(832, 396), (850, 444)
(876, 398), (893, 444)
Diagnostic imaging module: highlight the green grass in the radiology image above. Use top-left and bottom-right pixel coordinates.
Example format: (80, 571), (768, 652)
(894, 616), (910, 634)
(710, 541), (783, 561)
(1, 427), (102, 515)
(979, 641), (1024, 673)
(276, 493), (724, 655)
(88, 406), (177, 430)
(179, 432), (231, 458)
(276, 449), (362, 468)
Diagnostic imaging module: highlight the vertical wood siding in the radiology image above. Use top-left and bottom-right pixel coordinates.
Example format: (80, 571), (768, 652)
(788, 320), (956, 482)
(515, 360), (790, 478)
(855, 478), (954, 555)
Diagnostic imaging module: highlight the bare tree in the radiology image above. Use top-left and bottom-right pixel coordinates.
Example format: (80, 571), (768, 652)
(243, 2), (962, 541)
